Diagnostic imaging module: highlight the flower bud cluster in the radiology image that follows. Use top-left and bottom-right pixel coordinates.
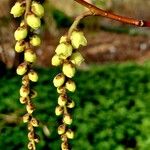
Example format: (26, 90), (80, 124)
(52, 30), (87, 150)
(11, 1), (44, 149)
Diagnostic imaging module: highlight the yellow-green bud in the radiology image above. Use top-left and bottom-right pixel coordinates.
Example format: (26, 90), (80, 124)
(31, 1), (44, 18)
(58, 124), (66, 135)
(24, 49), (37, 63)
(28, 131), (34, 140)
(66, 129), (74, 139)
(63, 114), (72, 125)
(10, 2), (25, 18)
(70, 52), (84, 66)
(58, 95), (67, 106)
(20, 20), (25, 27)
(20, 96), (29, 104)
(62, 63), (75, 78)
(53, 73), (65, 87)
(14, 26), (27, 41)
(15, 40), (25, 53)
(26, 14), (41, 30)
(55, 106), (64, 116)
(16, 62), (27, 75)
(59, 36), (67, 43)
(71, 31), (87, 49)
(65, 80), (76, 92)
(20, 85), (30, 97)
(31, 117), (39, 127)
(55, 43), (73, 59)
(23, 113), (30, 123)
(51, 54), (62, 66)
(67, 100), (75, 108)
(30, 35), (41, 47)
(28, 70), (38, 82)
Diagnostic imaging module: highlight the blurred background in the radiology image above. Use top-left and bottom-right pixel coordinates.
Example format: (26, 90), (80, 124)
(1, 0), (150, 149)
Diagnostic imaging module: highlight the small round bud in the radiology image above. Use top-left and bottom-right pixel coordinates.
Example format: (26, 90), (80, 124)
(28, 70), (38, 82)
(26, 103), (35, 114)
(51, 54), (62, 66)
(34, 134), (40, 143)
(53, 73), (65, 87)
(14, 26), (27, 41)
(20, 96), (29, 104)
(23, 113), (30, 123)
(57, 86), (66, 94)
(61, 142), (69, 150)
(58, 95), (67, 106)
(58, 124), (66, 135)
(70, 31), (87, 49)
(31, 1), (44, 18)
(61, 134), (68, 142)
(28, 142), (33, 150)
(67, 100), (75, 108)
(24, 49), (37, 63)
(16, 62), (27, 75)
(55, 43), (73, 59)
(59, 36), (67, 43)
(28, 131), (34, 140)
(20, 85), (29, 97)
(30, 35), (41, 47)
(10, 2), (25, 18)
(63, 114), (72, 125)
(70, 52), (84, 66)
(62, 63), (75, 78)
(15, 40), (25, 53)
(65, 80), (76, 92)
(22, 75), (29, 86)
(66, 129), (74, 139)
(28, 123), (34, 131)
(26, 14), (41, 30)
(55, 106), (64, 116)
(31, 117), (39, 127)
(20, 20), (25, 27)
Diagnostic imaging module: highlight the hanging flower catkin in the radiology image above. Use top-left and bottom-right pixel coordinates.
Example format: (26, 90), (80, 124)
(52, 30), (87, 150)
(10, 1), (44, 150)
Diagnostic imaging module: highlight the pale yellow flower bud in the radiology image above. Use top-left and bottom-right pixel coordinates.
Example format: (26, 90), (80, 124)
(65, 80), (76, 92)
(20, 96), (29, 104)
(51, 54), (62, 66)
(53, 73), (65, 87)
(26, 103), (35, 114)
(66, 129), (74, 139)
(70, 52), (84, 66)
(61, 142), (69, 150)
(20, 85), (30, 97)
(57, 86), (66, 94)
(71, 31), (87, 49)
(62, 63), (75, 78)
(28, 141), (33, 150)
(58, 124), (66, 135)
(23, 113), (30, 123)
(26, 14), (41, 30)
(63, 114), (72, 125)
(67, 100), (75, 108)
(15, 40), (25, 53)
(31, 1), (44, 18)
(24, 49), (37, 63)
(14, 26), (27, 41)
(31, 117), (39, 127)
(28, 70), (38, 82)
(55, 106), (64, 116)
(30, 35), (41, 46)
(55, 43), (73, 59)
(16, 62), (27, 75)
(59, 36), (67, 43)
(10, 2), (25, 18)
(58, 95), (67, 106)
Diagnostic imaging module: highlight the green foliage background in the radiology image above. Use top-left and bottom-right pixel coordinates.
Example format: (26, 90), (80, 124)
(1, 62), (150, 150)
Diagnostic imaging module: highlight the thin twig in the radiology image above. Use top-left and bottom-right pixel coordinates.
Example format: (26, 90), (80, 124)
(74, 0), (150, 27)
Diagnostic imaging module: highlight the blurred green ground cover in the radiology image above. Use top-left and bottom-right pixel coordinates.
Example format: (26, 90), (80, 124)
(1, 62), (150, 150)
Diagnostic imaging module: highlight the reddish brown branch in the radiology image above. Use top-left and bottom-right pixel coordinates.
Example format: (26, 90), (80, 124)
(74, 0), (150, 27)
